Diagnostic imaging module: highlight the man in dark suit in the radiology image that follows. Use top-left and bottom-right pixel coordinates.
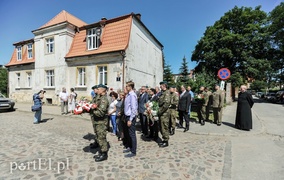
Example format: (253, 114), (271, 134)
(138, 86), (149, 136)
(178, 85), (191, 132)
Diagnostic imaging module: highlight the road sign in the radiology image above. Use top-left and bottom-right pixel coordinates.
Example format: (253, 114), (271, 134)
(217, 68), (231, 80)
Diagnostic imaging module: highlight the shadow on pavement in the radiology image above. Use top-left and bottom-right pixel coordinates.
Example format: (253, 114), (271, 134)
(222, 121), (236, 128)
(83, 133), (96, 141)
(40, 118), (54, 123)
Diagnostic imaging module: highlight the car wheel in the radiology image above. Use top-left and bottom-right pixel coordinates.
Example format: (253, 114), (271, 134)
(9, 107), (15, 112)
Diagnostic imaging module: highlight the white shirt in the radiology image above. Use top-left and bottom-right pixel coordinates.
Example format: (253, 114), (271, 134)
(59, 91), (69, 102)
(108, 99), (118, 115)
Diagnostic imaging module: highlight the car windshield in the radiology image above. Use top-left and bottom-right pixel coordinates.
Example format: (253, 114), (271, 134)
(0, 94), (6, 98)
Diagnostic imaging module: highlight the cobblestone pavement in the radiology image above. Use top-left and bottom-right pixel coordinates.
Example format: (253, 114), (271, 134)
(0, 110), (228, 180)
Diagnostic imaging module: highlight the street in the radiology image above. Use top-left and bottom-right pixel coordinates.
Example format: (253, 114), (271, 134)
(0, 98), (283, 180)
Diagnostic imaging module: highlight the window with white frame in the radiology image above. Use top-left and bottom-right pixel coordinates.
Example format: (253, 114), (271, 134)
(27, 44), (33, 59)
(16, 73), (20, 87)
(17, 46), (22, 60)
(27, 72), (32, 87)
(87, 28), (100, 50)
(46, 70), (55, 87)
(46, 38), (54, 53)
(77, 67), (86, 86)
(98, 66), (107, 85)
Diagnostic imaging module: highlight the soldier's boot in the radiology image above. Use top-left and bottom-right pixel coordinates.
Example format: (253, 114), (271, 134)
(199, 120), (205, 126)
(171, 128), (175, 135)
(184, 124), (189, 132)
(159, 141), (168, 148)
(95, 152), (108, 162)
(93, 150), (101, 159)
(90, 142), (99, 149)
(158, 141), (165, 145)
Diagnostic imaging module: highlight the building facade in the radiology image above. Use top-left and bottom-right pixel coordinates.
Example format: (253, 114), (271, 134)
(6, 11), (163, 104)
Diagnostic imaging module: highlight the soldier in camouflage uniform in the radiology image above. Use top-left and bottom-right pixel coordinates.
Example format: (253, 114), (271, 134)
(158, 81), (171, 147)
(90, 85), (99, 149)
(90, 84), (110, 162)
(212, 84), (225, 126)
(204, 87), (213, 122)
(196, 86), (206, 125)
(169, 86), (179, 135)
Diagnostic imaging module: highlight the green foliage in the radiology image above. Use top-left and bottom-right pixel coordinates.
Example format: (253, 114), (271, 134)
(163, 61), (174, 87)
(0, 68), (8, 95)
(228, 72), (243, 88)
(179, 56), (189, 83)
(191, 6), (270, 82)
(192, 68), (217, 92)
(267, 2), (284, 88)
(250, 80), (267, 91)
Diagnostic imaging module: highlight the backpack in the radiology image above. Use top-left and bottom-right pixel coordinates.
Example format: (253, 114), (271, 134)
(74, 92), (77, 100)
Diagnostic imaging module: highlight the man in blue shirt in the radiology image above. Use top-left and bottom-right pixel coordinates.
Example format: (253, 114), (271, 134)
(123, 81), (138, 157)
(187, 86), (194, 118)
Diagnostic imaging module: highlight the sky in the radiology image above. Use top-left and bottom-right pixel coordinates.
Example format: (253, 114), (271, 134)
(0, 0), (282, 74)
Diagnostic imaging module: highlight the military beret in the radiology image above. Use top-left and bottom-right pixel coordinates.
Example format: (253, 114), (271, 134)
(97, 84), (107, 89)
(215, 84), (220, 87)
(170, 85), (176, 88)
(92, 85), (98, 89)
(159, 81), (168, 85)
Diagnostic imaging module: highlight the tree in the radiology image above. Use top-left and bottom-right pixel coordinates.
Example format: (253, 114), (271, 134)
(191, 6), (270, 81)
(268, 2), (284, 88)
(193, 67), (217, 92)
(0, 67), (8, 95)
(163, 61), (174, 87)
(179, 56), (189, 83)
(250, 80), (267, 91)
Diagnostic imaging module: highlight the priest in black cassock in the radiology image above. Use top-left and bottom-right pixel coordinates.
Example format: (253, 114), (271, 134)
(235, 85), (254, 130)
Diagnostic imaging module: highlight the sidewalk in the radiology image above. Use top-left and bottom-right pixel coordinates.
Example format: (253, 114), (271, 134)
(14, 101), (262, 137)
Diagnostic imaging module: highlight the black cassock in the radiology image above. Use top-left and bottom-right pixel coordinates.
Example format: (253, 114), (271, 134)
(235, 91), (254, 130)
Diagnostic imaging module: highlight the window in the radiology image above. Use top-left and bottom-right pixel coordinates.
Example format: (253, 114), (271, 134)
(87, 28), (100, 50)
(27, 44), (33, 59)
(46, 70), (55, 86)
(98, 66), (107, 85)
(77, 67), (86, 86)
(17, 46), (22, 60)
(27, 72), (32, 87)
(16, 73), (20, 87)
(46, 38), (54, 53)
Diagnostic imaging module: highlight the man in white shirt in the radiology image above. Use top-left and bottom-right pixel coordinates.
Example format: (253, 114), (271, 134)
(59, 87), (69, 115)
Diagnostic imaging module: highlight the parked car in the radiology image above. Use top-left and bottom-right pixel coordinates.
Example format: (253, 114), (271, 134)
(0, 93), (15, 111)
(264, 93), (276, 102)
(256, 92), (264, 98)
(276, 90), (284, 103)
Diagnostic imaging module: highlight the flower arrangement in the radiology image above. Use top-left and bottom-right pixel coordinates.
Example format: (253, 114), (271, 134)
(195, 93), (205, 103)
(144, 101), (159, 124)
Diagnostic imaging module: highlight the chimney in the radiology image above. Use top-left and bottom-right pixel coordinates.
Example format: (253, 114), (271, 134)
(135, 13), (141, 20)
(100, 17), (107, 27)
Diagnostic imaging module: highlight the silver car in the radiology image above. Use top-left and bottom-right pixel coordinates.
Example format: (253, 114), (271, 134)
(0, 93), (15, 111)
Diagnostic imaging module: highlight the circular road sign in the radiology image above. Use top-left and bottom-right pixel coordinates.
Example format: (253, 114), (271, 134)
(218, 68), (231, 80)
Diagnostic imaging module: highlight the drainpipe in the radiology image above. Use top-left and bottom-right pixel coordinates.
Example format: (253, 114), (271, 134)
(120, 51), (126, 90)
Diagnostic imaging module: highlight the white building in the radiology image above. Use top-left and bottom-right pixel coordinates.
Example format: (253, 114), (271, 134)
(6, 10), (163, 104)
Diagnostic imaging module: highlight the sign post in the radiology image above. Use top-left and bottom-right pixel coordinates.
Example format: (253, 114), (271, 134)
(217, 68), (231, 90)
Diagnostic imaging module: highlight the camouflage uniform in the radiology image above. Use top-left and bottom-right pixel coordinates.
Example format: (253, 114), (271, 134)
(169, 92), (179, 133)
(212, 89), (225, 125)
(205, 90), (212, 121)
(90, 94), (110, 153)
(196, 91), (207, 124)
(158, 89), (171, 141)
(90, 95), (98, 142)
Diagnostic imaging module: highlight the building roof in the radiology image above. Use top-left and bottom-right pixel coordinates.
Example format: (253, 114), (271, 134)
(6, 40), (35, 67)
(65, 14), (133, 58)
(38, 10), (87, 30)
